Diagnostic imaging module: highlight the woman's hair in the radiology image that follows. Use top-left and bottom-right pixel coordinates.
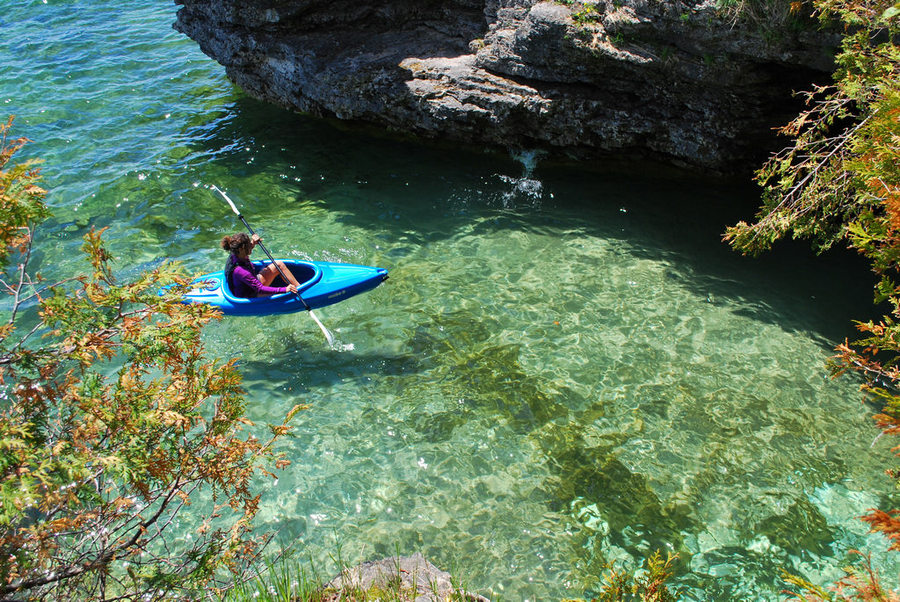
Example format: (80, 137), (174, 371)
(221, 232), (252, 254)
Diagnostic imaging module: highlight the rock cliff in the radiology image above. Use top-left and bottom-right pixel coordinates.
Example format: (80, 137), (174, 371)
(174, 0), (839, 172)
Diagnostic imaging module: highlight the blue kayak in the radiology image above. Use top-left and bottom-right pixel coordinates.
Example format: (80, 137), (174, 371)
(175, 259), (388, 316)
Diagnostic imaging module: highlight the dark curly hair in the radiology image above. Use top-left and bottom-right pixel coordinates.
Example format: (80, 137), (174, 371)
(221, 232), (252, 254)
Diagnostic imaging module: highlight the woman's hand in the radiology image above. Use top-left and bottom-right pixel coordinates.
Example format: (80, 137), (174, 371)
(286, 284), (298, 294)
(250, 233), (261, 246)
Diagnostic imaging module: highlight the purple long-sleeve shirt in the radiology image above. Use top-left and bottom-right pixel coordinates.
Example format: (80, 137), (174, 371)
(226, 256), (287, 298)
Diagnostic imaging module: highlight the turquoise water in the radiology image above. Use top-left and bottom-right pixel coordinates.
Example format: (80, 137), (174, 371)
(3, 1), (899, 599)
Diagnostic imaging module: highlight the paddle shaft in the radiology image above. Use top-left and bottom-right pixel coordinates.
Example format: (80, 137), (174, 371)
(211, 185), (311, 311)
(211, 185), (336, 346)
(236, 216), (313, 312)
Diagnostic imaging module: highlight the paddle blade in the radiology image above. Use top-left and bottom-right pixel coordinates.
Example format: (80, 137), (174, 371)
(211, 185), (242, 216)
(308, 309), (335, 347)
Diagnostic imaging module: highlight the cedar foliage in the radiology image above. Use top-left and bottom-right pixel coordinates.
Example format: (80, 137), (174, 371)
(0, 116), (299, 600)
(725, 0), (900, 597)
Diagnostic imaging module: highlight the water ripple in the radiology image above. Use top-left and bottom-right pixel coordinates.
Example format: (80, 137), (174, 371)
(2, 1), (896, 600)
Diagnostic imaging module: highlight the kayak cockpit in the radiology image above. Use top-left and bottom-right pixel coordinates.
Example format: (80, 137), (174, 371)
(220, 260), (322, 304)
(269, 262), (318, 290)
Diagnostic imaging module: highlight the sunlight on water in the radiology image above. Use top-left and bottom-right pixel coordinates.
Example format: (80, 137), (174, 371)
(2, 1), (899, 599)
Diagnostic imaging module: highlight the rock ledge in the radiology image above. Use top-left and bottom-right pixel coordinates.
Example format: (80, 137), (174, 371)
(174, 0), (839, 172)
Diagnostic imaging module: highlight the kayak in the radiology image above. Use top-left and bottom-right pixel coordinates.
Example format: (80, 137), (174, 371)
(172, 259), (388, 316)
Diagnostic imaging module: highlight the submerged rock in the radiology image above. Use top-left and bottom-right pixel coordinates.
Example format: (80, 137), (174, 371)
(174, 0), (839, 172)
(321, 553), (490, 601)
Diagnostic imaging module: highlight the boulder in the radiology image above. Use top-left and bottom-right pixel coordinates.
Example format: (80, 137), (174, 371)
(321, 553), (490, 602)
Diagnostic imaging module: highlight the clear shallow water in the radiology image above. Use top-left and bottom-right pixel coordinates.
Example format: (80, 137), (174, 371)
(3, 1), (899, 599)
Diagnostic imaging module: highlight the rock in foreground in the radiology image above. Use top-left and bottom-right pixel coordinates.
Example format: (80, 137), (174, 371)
(321, 553), (490, 601)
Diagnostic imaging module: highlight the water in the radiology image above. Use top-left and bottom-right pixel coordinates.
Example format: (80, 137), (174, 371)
(3, 1), (898, 599)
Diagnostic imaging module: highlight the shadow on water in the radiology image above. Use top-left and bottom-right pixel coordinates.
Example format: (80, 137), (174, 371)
(180, 95), (880, 349)
(238, 307), (580, 440)
(237, 344), (428, 399)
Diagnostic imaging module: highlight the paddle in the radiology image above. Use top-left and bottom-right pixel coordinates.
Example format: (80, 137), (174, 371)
(210, 185), (335, 347)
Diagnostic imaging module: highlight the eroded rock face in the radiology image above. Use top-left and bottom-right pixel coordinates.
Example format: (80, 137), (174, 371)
(174, 0), (838, 172)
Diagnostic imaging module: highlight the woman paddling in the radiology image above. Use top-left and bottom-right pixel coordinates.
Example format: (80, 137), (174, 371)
(221, 232), (300, 298)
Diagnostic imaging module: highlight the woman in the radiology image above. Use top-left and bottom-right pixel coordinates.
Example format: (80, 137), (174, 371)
(221, 232), (300, 298)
